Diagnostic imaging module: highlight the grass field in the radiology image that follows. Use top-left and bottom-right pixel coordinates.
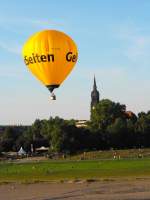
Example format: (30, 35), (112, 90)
(70, 148), (150, 160)
(1, 158), (150, 183)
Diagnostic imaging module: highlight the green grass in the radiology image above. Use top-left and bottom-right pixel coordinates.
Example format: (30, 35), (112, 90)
(1, 159), (150, 183)
(70, 148), (150, 160)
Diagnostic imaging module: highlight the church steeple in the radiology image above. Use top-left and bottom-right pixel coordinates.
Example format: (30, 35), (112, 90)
(93, 75), (97, 90)
(91, 76), (99, 110)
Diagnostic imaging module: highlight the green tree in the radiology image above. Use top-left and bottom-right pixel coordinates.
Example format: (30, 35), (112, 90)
(0, 127), (17, 151)
(107, 118), (127, 148)
(126, 119), (136, 148)
(90, 99), (126, 131)
(50, 126), (63, 152)
(135, 111), (150, 147)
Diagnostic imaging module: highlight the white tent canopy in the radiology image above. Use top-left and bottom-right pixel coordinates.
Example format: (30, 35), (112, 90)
(36, 146), (49, 151)
(18, 147), (26, 155)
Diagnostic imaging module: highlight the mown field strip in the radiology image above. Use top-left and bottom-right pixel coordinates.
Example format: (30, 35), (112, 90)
(0, 159), (150, 183)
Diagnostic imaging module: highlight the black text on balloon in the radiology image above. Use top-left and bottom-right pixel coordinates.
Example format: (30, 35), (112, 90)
(66, 52), (77, 62)
(24, 53), (54, 65)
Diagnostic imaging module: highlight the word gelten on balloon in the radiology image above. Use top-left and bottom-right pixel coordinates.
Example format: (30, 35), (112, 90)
(24, 53), (54, 65)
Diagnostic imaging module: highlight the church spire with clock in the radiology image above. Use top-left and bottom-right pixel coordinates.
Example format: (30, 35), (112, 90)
(91, 76), (100, 110)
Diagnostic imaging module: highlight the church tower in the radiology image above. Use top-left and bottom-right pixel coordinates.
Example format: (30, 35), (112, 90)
(91, 76), (99, 110)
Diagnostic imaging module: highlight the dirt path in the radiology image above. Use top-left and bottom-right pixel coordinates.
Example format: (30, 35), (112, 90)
(0, 179), (150, 200)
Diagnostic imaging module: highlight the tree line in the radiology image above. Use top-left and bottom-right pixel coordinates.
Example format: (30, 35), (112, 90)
(1, 99), (150, 153)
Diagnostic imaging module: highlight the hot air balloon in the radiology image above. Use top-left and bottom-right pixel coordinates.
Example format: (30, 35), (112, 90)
(22, 30), (78, 100)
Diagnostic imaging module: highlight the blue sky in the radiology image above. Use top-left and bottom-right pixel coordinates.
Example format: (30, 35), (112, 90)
(1, 0), (150, 124)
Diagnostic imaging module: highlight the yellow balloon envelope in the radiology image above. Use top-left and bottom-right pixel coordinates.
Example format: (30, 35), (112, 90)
(22, 30), (78, 98)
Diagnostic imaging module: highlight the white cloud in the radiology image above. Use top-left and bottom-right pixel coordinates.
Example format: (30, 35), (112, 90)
(114, 23), (150, 62)
(27, 19), (62, 27)
(0, 41), (21, 55)
(0, 17), (64, 30)
(0, 17), (65, 55)
(125, 36), (150, 61)
(0, 64), (26, 79)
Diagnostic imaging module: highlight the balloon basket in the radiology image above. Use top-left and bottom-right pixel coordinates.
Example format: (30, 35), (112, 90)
(50, 93), (56, 100)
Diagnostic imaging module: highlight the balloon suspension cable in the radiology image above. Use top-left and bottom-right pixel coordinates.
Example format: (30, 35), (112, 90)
(50, 92), (56, 100)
